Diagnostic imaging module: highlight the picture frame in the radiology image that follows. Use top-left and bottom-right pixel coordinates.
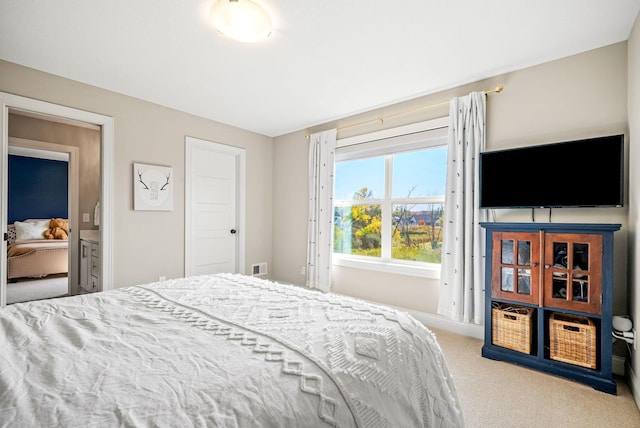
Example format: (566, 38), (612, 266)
(133, 163), (173, 211)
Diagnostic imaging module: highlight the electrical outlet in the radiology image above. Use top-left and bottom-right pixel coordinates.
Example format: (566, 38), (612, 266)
(299, 265), (306, 275)
(159, 276), (166, 282)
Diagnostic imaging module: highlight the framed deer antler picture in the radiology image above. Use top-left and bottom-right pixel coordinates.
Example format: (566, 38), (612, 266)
(133, 163), (174, 211)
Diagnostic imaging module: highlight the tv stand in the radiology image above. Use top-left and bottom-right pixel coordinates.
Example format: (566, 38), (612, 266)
(480, 222), (620, 394)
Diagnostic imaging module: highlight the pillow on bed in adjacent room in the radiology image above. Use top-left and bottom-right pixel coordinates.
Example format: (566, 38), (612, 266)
(14, 219), (50, 241)
(7, 225), (16, 245)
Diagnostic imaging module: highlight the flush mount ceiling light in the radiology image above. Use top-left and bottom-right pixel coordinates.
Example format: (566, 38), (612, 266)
(210, 0), (272, 43)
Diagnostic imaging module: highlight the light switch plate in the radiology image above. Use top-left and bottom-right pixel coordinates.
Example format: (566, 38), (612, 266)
(82, 213), (90, 222)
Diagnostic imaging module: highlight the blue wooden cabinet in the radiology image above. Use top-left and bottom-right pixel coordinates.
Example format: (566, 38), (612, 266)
(480, 222), (621, 394)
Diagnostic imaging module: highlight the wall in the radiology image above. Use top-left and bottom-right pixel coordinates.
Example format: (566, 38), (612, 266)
(9, 114), (100, 230)
(626, 10), (640, 409)
(0, 59), (273, 288)
(8, 155), (68, 223)
(271, 130), (309, 285)
(272, 42), (629, 319)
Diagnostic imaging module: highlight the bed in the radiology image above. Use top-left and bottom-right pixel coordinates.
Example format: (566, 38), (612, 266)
(6, 220), (68, 280)
(0, 273), (464, 427)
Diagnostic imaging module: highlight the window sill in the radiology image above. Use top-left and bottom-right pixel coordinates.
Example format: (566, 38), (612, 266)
(333, 256), (441, 280)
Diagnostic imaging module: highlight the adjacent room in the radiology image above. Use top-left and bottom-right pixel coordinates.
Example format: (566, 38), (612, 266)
(5, 113), (101, 303)
(1, 1), (640, 426)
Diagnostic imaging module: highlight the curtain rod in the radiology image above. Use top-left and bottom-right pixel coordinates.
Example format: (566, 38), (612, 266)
(306, 85), (503, 139)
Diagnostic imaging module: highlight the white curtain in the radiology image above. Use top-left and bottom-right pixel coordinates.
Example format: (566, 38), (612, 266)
(438, 92), (486, 324)
(306, 129), (337, 292)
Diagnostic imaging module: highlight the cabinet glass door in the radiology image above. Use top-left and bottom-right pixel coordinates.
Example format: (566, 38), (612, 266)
(543, 233), (602, 314)
(491, 232), (540, 304)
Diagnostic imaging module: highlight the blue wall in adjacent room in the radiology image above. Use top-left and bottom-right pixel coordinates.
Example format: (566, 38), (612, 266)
(8, 155), (68, 224)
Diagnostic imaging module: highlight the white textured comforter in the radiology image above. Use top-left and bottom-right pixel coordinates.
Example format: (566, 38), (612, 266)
(0, 273), (463, 427)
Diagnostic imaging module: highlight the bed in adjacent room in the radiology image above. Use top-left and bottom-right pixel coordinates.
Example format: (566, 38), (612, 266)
(6, 219), (68, 281)
(0, 273), (464, 427)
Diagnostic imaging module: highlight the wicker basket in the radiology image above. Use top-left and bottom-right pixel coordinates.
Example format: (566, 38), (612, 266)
(549, 313), (596, 369)
(492, 303), (533, 354)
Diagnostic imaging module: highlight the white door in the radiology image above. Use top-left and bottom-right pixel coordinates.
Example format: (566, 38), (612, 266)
(185, 137), (245, 276)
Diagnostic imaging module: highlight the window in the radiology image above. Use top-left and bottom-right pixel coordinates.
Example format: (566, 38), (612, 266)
(332, 120), (448, 278)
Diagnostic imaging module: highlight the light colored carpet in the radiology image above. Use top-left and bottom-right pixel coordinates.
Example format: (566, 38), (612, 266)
(7, 275), (69, 304)
(430, 327), (640, 428)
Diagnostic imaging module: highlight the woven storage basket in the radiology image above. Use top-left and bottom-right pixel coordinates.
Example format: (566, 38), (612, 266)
(492, 303), (533, 354)
(549, 313), (596, 369)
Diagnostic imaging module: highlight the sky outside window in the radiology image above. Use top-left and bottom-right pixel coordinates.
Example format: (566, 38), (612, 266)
(392, 147), (447, 197)
(334, 156), (384, 200)
(335, 147), (447, 200)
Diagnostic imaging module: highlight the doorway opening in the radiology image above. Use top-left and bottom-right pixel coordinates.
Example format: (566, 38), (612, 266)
(0, 92), (114, 308)
(6, 136), (81, 303)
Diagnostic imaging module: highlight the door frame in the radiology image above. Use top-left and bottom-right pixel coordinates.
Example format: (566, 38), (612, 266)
(8, 137), (80, 297)
(184, 136), (246, 277)
(0, 92), (114, 307)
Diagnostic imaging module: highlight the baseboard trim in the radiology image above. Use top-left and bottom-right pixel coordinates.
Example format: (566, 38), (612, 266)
(628, 361), (640, 411)
(385, 304), (484, 339)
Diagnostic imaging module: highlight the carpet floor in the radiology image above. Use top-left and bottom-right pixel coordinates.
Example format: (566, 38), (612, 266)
(7, 275), (69, 304)
(430, 327), (640, 428)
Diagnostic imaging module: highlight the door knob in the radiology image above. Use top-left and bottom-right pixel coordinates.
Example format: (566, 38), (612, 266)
(230, 229), (237, 234)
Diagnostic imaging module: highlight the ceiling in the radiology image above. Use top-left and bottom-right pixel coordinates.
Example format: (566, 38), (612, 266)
(1, 1), (639, 137)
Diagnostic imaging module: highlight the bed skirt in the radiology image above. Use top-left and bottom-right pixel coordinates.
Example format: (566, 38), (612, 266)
(7, 242), (68, 280)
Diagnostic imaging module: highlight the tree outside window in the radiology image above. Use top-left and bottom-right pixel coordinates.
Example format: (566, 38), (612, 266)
(334, 145), (447, 265)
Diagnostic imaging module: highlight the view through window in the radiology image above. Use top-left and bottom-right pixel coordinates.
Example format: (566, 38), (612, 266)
(333, 141), (447, 267)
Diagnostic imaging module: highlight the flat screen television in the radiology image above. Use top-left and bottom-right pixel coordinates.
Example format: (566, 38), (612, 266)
(479, 134), (624, 208)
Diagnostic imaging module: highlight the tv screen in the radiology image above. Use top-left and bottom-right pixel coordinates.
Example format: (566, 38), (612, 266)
(479, 134), (624, 208)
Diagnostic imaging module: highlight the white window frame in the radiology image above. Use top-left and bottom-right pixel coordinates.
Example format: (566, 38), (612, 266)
(332, 117), (448, 279)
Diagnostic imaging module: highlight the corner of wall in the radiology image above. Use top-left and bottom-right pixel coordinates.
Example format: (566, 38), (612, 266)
(627, 361), (640, 410)
(626, 8), (640, 411)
